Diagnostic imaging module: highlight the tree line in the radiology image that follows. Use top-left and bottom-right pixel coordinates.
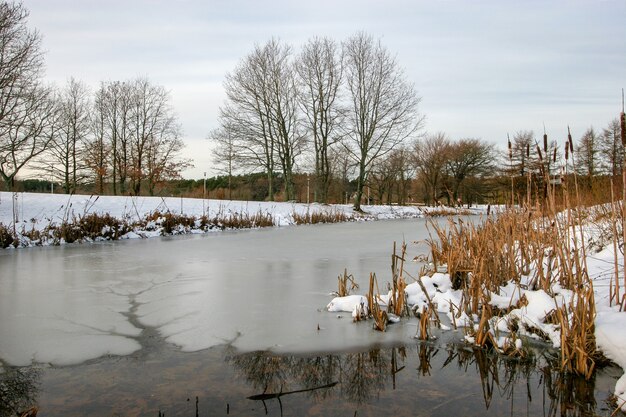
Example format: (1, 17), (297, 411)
(0, 2), (190, 195)
(210, 33), (423, 211)
(209, 34), (624, 208)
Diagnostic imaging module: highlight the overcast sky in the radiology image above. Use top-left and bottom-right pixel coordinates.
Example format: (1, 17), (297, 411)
(25, 0), (626, 179)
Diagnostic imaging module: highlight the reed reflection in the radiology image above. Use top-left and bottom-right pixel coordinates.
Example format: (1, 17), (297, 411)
(228, 343), (607, 417)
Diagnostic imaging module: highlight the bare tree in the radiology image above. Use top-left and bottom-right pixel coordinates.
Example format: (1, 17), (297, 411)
(86, 85), (110, 194)
(412, 133), (450, 205)
(575, 127), (600, 184)
(94, 80), (132, 195)
(218, 44), (277, 200)
(0, 84), (58, 190)
(144, 114), (190, 196)
(342, 32), (422, 211)
(210, 125), (238, 200)
(38, 77), (91, 193)
(507, 130), (536, 177)
(295, 37), (343, 203)
(443, 138), (495, 205)
(599, 118), (623, 179)
(0, 1), (53, 190)
(217, 40), (304, 201)
(128, 77), (169, 195)
(264, 40), (303, 201)
(369, 146), (413, 205)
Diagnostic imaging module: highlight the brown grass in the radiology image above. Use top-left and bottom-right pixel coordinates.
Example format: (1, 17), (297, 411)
(291, 208), (352, 225)
(367, 273), (387, 331)
(337, 269), (358, 297)
(388, 242), (409, 317)
(422, 135), (615, 376)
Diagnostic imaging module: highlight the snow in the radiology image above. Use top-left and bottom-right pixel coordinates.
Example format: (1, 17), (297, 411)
(327, 295), (368, 313)
(0, 191), (428, 247)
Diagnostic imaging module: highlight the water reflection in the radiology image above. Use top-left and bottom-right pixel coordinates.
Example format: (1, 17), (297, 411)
(228, 343), (609, 417)
(0, 343), (616, 416)
(0, 366), (40, 417)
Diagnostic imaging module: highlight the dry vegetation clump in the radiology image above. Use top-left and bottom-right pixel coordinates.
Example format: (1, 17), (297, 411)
(51, 221), (84, 244)
(145, 211), (197, 235)
(291, 209), (352, 225)
(0, 223), (14, 248)
(78, 212), (129, 240)
(426, 205), (603, 375)
(215, 210), (275, 229)
(337, 269), (358, 297)
(422, 207), (474, 217)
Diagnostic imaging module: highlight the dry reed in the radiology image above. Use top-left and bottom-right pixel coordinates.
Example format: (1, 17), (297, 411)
(424, 132), (609, 377)
(337, 269), (358, 297)
(291, 209), (352, 225)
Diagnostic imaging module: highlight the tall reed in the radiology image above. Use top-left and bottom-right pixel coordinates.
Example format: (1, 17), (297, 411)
(426, 132), (605, 377)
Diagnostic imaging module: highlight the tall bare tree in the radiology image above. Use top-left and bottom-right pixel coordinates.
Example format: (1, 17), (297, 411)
(599, 118), (624, 179)
(295, 37), (343, 203)
(575, 127), (600, 184)
(217, 40), (303, 201)
(94, 80), (132, 195)
(0, 84), (57, 189)
(264, 40), (302, 201)
(39, 77), (91, 193)
(86, 85), (110, 194)
(342, 32), (422, 211)
(443, 138), (495, 205)
(128, 77), (170, 195)
(144, 112), (189, 196)
(218, 44), (277, 200)
(412, 133), (450, 205)
(0, 1), (54, 190)
(210, 124), (238, 200)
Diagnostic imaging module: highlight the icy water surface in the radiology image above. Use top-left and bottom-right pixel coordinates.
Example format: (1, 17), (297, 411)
(1, 219), (431, 366)
(0, 218), (622, 416)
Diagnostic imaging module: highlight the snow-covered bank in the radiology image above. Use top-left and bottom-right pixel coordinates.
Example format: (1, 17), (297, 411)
(326, 207), (626, 412)
(0, 192), (438, 248)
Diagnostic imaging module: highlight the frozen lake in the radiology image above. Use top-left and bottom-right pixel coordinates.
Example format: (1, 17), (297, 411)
(1, 217), (619, 416)
(0, 218), (431, 367)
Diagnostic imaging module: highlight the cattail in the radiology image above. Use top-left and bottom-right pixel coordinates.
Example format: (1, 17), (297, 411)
(620, 112), (626, 147)
(526, 143), (530, 158)
(507, 134), (512, 160)
(568, 126), (574, 154)
(553, 147), (557, 163)
(565, 141), (569, 161)
(543, 133), (548, 153)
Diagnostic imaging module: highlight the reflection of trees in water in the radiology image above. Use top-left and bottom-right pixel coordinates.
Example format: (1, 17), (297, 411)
(227, 348), (391, 403)
(340, 350), (389, 402)
(0, 366), (40, 417)
(228, 343), (603, 415)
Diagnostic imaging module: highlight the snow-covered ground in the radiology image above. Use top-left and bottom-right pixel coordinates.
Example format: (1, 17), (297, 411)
(0, 192), (433, 247)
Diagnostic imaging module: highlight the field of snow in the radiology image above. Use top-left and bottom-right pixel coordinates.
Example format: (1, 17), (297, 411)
(0, 191), (432, 242)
